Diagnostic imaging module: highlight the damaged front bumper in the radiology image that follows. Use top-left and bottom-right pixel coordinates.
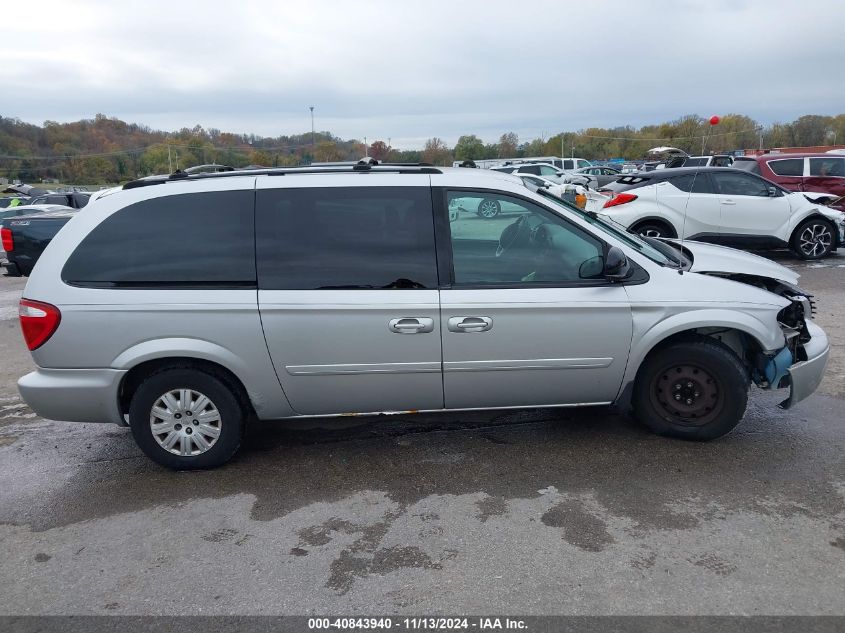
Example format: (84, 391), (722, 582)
(778, 320), (830, 409)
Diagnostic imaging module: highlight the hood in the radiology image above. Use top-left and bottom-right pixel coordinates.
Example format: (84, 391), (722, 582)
(666, 239), (799, 285)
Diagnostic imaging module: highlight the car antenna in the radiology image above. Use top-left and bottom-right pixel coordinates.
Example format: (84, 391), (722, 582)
(678, 115), (720, 275)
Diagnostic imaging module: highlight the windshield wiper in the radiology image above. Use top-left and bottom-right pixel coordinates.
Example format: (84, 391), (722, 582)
(640, 236), (685, 268)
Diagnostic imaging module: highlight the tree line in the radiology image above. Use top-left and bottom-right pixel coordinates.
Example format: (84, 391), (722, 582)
(1, 112), (843, 184)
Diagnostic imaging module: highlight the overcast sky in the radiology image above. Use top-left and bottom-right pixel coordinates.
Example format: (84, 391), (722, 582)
(3, 0), (844, 149)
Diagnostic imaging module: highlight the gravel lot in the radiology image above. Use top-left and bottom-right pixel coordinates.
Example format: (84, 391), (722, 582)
(0, 252), (843, 616)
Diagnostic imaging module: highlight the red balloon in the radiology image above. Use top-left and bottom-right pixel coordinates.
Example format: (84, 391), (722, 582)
(709, 115), (721, 126)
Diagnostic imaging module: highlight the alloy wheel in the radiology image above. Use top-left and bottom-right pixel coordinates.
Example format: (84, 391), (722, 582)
(798, 223), (832, 258)
(478, 199), (500, 218)
(639, 227), (664, 238)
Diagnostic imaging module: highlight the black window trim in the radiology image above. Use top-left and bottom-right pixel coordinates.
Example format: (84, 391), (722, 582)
(434, 186), (648, 290)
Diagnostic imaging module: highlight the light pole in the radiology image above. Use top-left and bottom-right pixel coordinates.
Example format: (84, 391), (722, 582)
(757, 125), (764, 151)
(309, 106), (315, 150)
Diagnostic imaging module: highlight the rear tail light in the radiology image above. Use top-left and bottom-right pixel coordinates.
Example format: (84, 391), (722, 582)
(1, 227), (13, 252)
(19, 299), (61, 351)
(602, 192), (638, 209)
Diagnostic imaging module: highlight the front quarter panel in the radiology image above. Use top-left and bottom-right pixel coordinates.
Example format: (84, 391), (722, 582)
(619, 270), (789, 395)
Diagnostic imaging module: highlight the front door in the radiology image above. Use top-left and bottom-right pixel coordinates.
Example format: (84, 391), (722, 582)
(710, 171), (790, 237)
(437, 189), (633, 409)
(256, 177), (443, 415)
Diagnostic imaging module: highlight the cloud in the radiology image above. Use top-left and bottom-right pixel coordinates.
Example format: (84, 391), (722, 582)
(2, 0), (843, 148)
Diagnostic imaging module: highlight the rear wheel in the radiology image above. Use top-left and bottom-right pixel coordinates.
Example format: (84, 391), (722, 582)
(476, 198), (501, 218)
(632, 339), (749, 440)
(129, 367), (245, 469)
(791, 218), (835, 260)
(632, 221), (675, 239)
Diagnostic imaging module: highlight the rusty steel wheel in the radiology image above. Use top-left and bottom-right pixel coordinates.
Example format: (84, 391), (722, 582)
(649, 363), (724, 427)
(632, 338), (749, 441)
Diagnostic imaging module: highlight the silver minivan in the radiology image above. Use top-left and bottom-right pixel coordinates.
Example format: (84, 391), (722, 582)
(17, 162), (830, 469)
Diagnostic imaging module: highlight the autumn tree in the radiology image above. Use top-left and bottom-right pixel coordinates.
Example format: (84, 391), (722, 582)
(314, 141), (345, 162)
(368, 140), (390, 161)
(498, 132), (518, 157)
(422, 137), (451, 165)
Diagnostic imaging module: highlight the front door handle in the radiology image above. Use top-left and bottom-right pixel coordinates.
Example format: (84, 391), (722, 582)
(448, 316), (493, 333)
(388, 317), (434, 334)
(720, 199), (736, 205)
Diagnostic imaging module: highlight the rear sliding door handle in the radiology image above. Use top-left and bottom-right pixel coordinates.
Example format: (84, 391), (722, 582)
(448, 316), (493, 333)
(388, 317), (434, 334)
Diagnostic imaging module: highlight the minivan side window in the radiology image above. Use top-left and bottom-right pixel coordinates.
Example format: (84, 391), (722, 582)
(256, 186), (438, 290)
(62, 191), (255, 287)
(768, 158), (804, 177)
(446, 190), (604, 286)
(809, 157), (845, 177)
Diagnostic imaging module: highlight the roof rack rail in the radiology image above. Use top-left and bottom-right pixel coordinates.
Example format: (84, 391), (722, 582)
(123, 158), (442, 190)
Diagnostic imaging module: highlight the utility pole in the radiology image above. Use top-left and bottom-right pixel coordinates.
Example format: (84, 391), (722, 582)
(167, 145), (172, 173)
(758, 126), (764, 151)
(364, 137), (368, 157)
(309, 106), (315, 150)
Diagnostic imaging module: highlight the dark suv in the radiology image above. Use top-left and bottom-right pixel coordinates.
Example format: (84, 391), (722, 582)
(733, 153), (845, 211)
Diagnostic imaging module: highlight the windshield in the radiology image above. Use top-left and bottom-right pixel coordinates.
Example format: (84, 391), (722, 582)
(534, 188), (674, 266)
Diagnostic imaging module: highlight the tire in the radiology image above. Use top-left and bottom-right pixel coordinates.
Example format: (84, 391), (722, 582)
(632, 338), (749, 441)
(790, 218), (835, 260)
(129, 367), (245, 469)
(476, 198), (501, 219)
(632, 221), (675, 239)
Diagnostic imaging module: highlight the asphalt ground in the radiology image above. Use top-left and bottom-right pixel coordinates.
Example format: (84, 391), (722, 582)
(0, 251), (843, 616)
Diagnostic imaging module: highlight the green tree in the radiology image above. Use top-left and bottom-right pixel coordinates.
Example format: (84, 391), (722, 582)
(454, 135), (485, 161)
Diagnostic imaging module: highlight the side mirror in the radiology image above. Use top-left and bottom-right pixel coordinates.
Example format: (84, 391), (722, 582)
(579, 255), (604, 279)
(767, 186), (779, 197)
(603, 246), (632, 282)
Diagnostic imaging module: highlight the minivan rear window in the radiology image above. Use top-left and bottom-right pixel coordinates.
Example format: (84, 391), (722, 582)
(62, 191), (255, 287)
(255, 186), (438, 290)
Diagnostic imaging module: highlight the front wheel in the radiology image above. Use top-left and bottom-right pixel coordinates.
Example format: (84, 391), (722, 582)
(632, 339), (749, 440)
(129, 367), (245, 469)
(791, 218), (835, 260)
